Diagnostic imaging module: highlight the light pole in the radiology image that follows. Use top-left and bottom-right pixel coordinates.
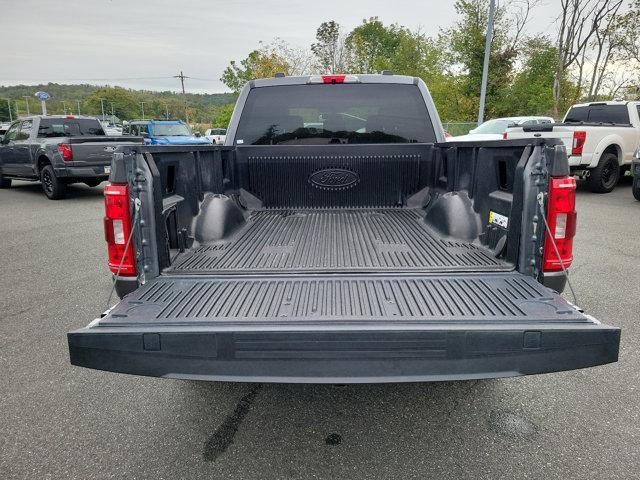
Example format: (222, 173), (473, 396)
(99, 98), (106, 121)
(7, 99), (12, 122)
(62, 101), (67, 115)
(478, 0), (496, 126)
(77, 100), (81, 115)
(110, 102), (115, 123)
(22, 96), (30, 115)
(15, 101), (19, 118)
(165, 104), (169, 120)
(140, 101), (146, 120)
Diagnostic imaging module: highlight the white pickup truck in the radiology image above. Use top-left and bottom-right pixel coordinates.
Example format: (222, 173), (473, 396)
(505, 101), (640, 192)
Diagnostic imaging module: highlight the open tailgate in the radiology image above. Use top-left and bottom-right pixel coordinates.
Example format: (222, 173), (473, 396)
(68, 272), (619, 383)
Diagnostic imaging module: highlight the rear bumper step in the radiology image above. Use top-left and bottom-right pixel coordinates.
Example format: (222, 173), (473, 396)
(68, 323), (620, 383)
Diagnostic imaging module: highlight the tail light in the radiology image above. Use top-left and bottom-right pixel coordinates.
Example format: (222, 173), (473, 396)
(503, 131), (508, 140)
(308, 74), (359, 84)
(572, 131), (586, 155)
(57, 143), (73, 161)
(542, 176), (577, 272)
(103, 183), (136, 276)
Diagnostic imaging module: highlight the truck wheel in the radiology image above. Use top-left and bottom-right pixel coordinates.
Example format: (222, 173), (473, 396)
(587, 153), (619, 193)
(633, 177), (640, 201)
(41, 164), (67, 200)
(0, 176), (11, 189)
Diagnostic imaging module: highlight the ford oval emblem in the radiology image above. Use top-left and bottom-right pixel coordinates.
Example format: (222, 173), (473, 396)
(309, 168), (359, 190)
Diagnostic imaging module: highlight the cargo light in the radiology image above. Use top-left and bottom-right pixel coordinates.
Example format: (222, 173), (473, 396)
(308, 75), (360, 84)
(57, 143), (73, 161)
(103, 183), (137, 276)
(572, 131), (586, 155)
(542, 176), (577, 272)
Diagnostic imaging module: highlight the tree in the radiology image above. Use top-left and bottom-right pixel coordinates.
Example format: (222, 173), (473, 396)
(220, 39), (291, 93)
(212, 103), (235, 128)
(84, 87), (139, 120)
(311, 21), (350, 73)
(440, 0), (518, 119)
(510, 37), (570, 115)
(0, 99), (10, 122)
(553, 0), (624, 115)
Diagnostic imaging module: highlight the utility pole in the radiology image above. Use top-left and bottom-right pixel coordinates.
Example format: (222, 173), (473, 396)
(7, 99), (12, 122)
(478, 0), (496, 126)
(22, 96), (30, 115)
(99, 98), (106, 121)
(140, 101), (146, 120)
(174, 71), (189, 94)
(77, 100), (81, 115)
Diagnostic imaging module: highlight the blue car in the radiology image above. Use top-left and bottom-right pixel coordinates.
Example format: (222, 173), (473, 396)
(123, 120), (210, 145)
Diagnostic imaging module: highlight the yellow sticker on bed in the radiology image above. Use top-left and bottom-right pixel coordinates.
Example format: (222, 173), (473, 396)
(489, 211), (509, 228)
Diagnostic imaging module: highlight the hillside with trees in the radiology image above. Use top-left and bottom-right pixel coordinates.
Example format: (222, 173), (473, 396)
(0, 83), (236, 126)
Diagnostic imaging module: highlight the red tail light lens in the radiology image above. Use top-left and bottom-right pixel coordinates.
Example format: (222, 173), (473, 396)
(542, 176), (577, 272)
(572, 131), (586, 155)
(321, 75), (346, 84)
(57, 143), (73, 161)
(503, 131), (508, 140)
(103, 183), (136, 276)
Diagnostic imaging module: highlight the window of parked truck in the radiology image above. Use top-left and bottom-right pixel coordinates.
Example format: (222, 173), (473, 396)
(151, 123), (191, 136)
(1, 122), (20, 142)
(235, 84), (436, 145)
(38, 118), (105, 137)
(16, 120), (33, 141)
(565, 105), (630, 124)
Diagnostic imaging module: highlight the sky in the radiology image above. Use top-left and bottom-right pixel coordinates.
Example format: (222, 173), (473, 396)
(0, 0), (561, 93)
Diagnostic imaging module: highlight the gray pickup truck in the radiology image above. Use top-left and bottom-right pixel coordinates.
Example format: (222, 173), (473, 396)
(68, 74), (620, 383)
(0, 115), (142, 199)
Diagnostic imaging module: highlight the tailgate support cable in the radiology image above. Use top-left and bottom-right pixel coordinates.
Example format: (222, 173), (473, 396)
(106, 198), (141, 309)
(537, 193), (578, 305)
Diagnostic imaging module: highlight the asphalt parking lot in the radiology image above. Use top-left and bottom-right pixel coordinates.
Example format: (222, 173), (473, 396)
(1, 178), (638, 480)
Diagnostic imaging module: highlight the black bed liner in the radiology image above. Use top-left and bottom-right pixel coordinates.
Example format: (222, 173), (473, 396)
(168, 209), (510, 274)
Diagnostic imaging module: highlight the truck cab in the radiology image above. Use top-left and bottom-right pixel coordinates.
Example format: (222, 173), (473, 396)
(123, 119), (210, 145)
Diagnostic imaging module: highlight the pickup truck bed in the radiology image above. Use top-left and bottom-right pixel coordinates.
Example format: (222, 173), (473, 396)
(168, 209), (509, 274)
(68, 140), (620, 382)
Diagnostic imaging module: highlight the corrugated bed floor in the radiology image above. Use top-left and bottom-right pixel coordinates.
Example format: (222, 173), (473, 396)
(101, 273), (584, 325)
(168, 209), (511, 274)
